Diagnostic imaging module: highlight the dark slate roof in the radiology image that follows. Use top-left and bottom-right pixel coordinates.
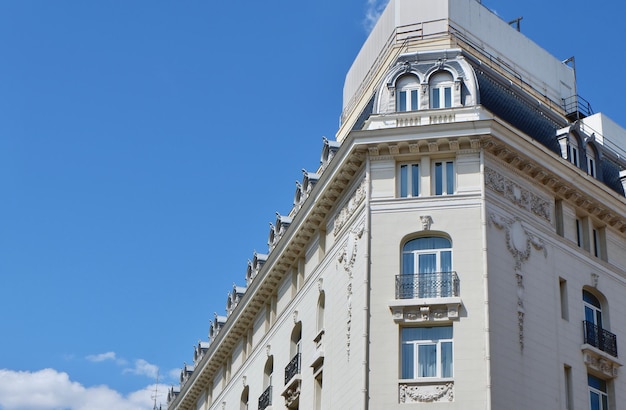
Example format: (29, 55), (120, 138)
(352, 94), (375, 132)
(475, 69), (566, 154)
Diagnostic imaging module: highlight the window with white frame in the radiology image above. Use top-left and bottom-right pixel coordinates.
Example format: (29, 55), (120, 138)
(567, 137), (581, 167)
(399, 162), (420, 198)
(396, 75), (420, 112)
(433, 160), (454, 195)
(588, 374), (608, 410)
(402, 237), (453, 298)
(401, 326), (453, 379)
(586, 144), (598, 178)
(429, 72), (453, 109)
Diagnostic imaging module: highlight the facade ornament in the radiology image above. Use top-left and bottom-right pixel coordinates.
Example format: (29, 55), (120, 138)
(399, 382), (453, 403)
(242, 375), (247, 387)
(420, 215), (433, 230)
(293, 310), (299, 324)
(591, 273), (599, 288)
(484, 167), (551, 223)
(337, 222), (365, 361)
(334, 178), (367, 236)
(266, 344), (271, 357)
(489, 213), (547, 350)
(317, 277), (324, 293)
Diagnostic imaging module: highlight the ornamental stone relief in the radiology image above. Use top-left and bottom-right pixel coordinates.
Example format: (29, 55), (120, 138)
(485, 167), (551, 223)
(337, 223), (365, 361)
(583, 350), (621, 379)
(333, 178), (367, 236)
(399, 382), (454, 403)
(489, 213), (547, 350)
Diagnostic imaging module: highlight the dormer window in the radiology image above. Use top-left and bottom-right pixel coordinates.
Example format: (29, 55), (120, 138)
(586, 144), (598, 178)
(395, 74), (420, 112)
(429, 71), (454, 109)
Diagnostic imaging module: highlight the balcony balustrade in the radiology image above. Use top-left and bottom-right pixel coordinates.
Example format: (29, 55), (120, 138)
(284, 353), (301, 384)
(395, 272), (459, 299)
(258, 385), (272, 410)
(584, 320), (618, 358)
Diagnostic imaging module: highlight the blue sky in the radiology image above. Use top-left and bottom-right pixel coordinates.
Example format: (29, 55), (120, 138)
(0, 0), (624, 409)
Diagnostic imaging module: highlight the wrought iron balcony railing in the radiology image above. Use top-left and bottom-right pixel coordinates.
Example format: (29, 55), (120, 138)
(258, 385), (272, 410)
(583, 321), (618, 358)
(395, 272), (459, 299)
(284, 353), (301, 384)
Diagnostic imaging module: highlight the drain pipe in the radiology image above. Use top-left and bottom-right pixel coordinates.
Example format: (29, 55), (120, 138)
(480, 148), (492, 410)
(363, 152), (372, 410)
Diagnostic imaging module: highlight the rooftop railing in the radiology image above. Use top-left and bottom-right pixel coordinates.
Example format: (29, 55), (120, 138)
(395, 272), (459, 299)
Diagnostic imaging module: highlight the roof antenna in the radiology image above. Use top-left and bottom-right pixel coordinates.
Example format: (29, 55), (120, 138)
(152, 371), (162, 410)
(508, 17), (523, 32)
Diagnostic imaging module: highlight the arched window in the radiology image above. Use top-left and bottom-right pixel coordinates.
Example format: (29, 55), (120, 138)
(429, 71), (454, 109)
(240, 386), (249, 410)
(401, 237), (453, 298)
(395, 74), (420, 112)
(568, 134), (581, 167)
(583, 289), (603, 332)
(317, 292), (325, 333)
(286, 322), (303, 384)
(586, 144), (598, 178)
(259, 356), (273, 410)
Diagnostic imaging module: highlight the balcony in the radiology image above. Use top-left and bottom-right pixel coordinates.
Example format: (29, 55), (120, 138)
(584, 321), (618, 357)
(395, 272), (459, 299)
(582, 321), (622, 379)
(282, 353), (302, 409)
(258, 385), (272, 410)
(389, 272), (461, 324)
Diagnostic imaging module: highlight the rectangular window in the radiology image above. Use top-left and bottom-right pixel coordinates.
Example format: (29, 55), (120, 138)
(555, 200), (564, 237)
(564, 365), (573, 410)
(588, 374), (608, 410)
(399, 163), (419, 198)
(593, 228), (599, 257)
(411, 90), (418, 110)
(576, 218), (583, 247)
(433, 161), (454, 195)
(559, 278), (569, 321)
(431, 88), (440, 108)
(401, 326), (452, 379)
(398, 91), (407, 112)
(444, 87), (452, 107)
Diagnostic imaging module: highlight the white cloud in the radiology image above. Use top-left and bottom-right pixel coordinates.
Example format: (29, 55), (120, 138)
(0, 368), (168, 410)
(364, 0), (390, 32)
(123, 359), (159, 379)
(85, 351), (128, 366)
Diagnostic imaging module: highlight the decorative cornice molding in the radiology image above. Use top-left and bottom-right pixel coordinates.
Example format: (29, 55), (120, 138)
(333, 178), (367, 236)
(485, 167), (551, 223)
(399, 382), (454, 403)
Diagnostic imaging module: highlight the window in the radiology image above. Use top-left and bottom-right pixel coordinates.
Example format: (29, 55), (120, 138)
(314, 372), (323, 410)
(259, 357), (273, 410)
(433, 161), (454, 195)
(429, 72), (453, 109)
(240, 386), (249, 410)
(402, 237), (453, 298)
(587, 144), (598, 178)
(583, 289), (603, 332)
(588, 374), (608, 410)
(559, 278), (569, 321)
(396, 75), (420, 112)
(401, 326), (453, 379)
(568, 142), (580, 167)
(576, 218), (585, 248)
(317, 292), (325, 333)
(564, 365), (573, 410)
(286, 323), (302, 384)
(399, 163), (420, 198)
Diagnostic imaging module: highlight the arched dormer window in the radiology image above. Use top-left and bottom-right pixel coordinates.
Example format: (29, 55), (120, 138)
(586, 143), (598, 178)
(395, 74), (420, 112)
(401, 236), (454, 298)
(429, 71), (454, 109)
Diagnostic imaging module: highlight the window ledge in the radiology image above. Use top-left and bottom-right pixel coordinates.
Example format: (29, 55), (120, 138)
(582, 344), (622, 379)
(389, 297), (461, 324)
(399, 380), (454, 403)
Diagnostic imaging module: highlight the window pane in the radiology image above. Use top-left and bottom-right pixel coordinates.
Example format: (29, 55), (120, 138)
(402, 252), (414, 275)
(432, 88), (440, 108)
(411, 90), (418, 110)
(590, 392), (600, 410)
(435, 162), (443, 195)
(441, 250), (452, 272)
(398, 91), (407, 112)
(444, 87), (452, 107)
(403, 237), (451, 252)
(400, 165), (408, 197)
(418, 344), (437, 377)
(401, 343), (414, 379)
(441, 341), (453, 377)
(446, 162), (454, 194)
(411, 164), (419, 196)
(418, 254), (437, 274)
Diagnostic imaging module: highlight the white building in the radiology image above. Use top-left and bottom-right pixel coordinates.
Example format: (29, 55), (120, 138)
(167, 1), (626, 409)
